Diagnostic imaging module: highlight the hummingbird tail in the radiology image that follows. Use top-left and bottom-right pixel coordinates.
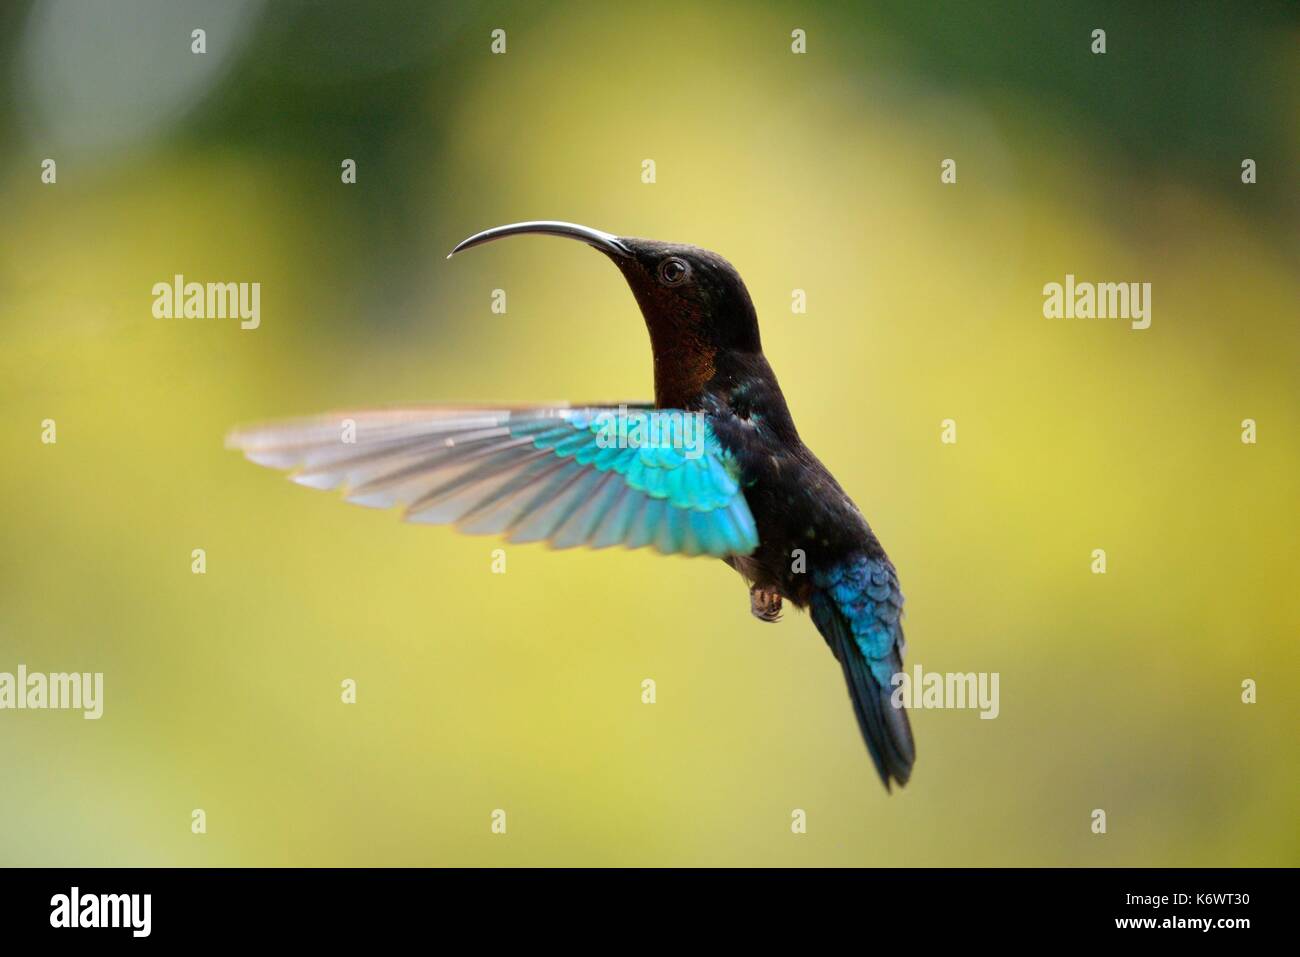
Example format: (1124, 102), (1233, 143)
(811, 582), (915, 791)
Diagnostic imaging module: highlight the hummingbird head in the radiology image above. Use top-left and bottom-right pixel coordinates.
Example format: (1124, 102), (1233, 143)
(449, 221), (762, 405)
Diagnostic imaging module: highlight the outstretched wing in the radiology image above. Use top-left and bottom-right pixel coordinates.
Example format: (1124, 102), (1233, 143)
(810, 555), (915, 790)
(226, 405), (758, 558)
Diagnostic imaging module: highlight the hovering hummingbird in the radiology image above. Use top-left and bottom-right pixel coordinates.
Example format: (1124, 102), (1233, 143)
(228, 221), (915, 790)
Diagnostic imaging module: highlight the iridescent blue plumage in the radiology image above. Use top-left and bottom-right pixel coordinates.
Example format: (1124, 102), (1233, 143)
(810, 555), (914, 789)
(814, 556), (906, 688)
(507, 408), (757, 556)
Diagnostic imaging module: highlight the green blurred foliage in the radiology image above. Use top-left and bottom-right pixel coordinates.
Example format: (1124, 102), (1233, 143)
(1, 0), (1297, 865)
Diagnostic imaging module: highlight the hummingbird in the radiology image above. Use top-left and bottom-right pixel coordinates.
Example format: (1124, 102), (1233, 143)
(228, 221), (915, 790)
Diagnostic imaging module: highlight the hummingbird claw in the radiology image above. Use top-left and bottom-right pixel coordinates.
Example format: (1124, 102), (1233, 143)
(750, 586), (783, 623)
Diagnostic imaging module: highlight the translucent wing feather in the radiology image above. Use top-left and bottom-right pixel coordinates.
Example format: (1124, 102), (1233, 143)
(227, 405), (758, 558)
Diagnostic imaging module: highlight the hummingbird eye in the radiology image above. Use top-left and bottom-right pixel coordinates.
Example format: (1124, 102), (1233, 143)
(658, 257), (689, 285)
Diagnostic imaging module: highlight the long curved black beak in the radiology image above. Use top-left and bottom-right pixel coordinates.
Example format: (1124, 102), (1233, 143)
(447, 221), (632, 259)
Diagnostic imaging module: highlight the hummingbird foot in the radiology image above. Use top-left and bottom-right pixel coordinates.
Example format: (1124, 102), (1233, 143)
(749, 585), (783, 623)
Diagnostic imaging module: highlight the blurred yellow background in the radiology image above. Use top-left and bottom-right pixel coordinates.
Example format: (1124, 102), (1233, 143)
(1, 1), (1297, 866)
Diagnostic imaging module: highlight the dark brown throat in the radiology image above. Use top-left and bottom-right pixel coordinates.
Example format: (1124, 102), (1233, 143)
(648, 319), (717, 410)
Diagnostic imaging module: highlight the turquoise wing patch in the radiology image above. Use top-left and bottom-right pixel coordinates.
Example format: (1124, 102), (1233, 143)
(506, 408), (758, 556)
